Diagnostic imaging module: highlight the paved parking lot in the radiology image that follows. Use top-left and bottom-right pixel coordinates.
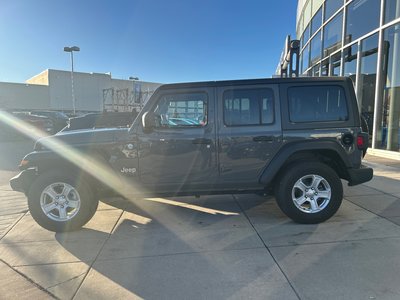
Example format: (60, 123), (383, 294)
(1, 140), (400, 299)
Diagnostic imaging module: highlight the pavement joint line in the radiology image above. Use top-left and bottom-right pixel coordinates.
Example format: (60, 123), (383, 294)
(345, 197), (400, 229)
(0, 211), (28, 217)
(11, 260), (93, 268)
(91, 246), (267, 263)
(267, 234), (400, 248)
(0, 212), (27, 242)
(45, 271), (88, 290)
(0, 237), (111, 245)
(348, 181), (400, 200)
(71, 209), (125, 300)
(232, 194), (302, 300)
(0, 258), (59, 300)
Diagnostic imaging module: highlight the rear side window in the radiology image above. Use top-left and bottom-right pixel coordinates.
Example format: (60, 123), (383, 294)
(288, 86), (348, 123)
(223, 88), (274, 126)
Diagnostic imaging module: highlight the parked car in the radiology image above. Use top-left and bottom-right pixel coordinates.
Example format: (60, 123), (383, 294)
(0, 111), (54, 140)
(62, 111), (138, 132)
(31, 111), (69, 134)
(10, 77), (373, 232)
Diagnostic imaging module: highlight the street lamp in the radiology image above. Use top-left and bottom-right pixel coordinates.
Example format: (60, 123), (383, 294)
(64, 46), (80, 115)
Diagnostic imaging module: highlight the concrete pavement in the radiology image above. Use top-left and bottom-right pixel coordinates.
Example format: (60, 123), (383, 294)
(0, 149), (400, 299)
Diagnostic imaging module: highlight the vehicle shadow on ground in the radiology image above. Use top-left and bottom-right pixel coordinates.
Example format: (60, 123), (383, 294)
(54, 194), (298, 299)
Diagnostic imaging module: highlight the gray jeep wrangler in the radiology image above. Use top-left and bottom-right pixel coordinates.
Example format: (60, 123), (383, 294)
(10, 77), (373, 232)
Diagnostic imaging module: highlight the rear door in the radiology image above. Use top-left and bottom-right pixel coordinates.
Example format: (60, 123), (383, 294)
(217, 84), (282, 189)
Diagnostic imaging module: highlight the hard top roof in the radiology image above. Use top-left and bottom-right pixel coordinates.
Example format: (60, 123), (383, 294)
(159, 76), (351, 90)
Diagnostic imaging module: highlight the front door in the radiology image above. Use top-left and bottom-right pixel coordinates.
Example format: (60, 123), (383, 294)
(137, 87), (217, 193)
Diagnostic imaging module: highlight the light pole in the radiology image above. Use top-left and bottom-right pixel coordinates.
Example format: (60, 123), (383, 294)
(64, 46), (80, 115)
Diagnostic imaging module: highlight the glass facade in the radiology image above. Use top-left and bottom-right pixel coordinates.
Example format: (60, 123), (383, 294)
(311, 8), (323, 35)
(345, 0), (380, 43)
(376, 24), (400, 151)
(323, 12), (343, 57)
(325, 0), (343, 21)
(294, 0), (400, 155)
(385, 0), (400, 24)
(310, 31), (322, 64)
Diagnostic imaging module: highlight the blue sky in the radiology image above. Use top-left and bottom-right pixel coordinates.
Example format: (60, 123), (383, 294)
(0, 0), (297, 84)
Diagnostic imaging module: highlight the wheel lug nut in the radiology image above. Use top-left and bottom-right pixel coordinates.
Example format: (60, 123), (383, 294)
(311, 197), (314, 200)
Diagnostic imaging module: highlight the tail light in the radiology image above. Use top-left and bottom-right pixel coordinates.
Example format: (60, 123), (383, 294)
(357, 132), (368, 150)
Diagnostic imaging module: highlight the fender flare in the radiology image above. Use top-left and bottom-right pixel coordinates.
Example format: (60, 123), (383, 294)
(258, 140), (352, 185)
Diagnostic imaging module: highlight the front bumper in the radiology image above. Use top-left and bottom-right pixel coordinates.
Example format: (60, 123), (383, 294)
(347, 165), (373, 186)
(9, 169), (37, 193)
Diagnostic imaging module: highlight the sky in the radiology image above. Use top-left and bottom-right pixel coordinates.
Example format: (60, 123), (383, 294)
(0, 0), (297, 84)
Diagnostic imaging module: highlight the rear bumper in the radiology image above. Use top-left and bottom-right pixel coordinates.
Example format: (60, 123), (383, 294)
(347, 165), (373, 186)
(9, 169), (37, 193)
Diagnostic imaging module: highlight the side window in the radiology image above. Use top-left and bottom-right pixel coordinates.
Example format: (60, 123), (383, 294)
(223, 88), (274, 126)
(288, 86), (348, 123)
(153, 92), (207, 127)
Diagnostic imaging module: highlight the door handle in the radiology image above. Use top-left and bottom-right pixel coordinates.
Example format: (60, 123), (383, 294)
(253, 136), (273, 142)
(192, 138), (212, 144)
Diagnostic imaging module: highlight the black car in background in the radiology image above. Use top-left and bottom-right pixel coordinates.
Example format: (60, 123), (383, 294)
(0, 111), (54, 141)
(31, 111), (69, 133)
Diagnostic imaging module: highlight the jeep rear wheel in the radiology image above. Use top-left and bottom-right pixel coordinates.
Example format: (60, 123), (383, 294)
(275, 162), (343, 224)
(28, 172), (98, 232)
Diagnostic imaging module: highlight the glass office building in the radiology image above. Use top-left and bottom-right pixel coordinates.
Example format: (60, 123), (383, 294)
(296, 0), (400, 156)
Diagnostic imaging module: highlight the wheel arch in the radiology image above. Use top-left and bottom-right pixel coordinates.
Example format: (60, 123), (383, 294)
(259, 140), (352, 186)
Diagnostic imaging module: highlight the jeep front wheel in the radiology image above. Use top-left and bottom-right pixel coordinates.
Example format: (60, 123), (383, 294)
(275, 162), (343, 224)
(28, 172), (98, 232)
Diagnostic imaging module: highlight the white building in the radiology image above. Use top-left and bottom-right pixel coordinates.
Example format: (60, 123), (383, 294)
(0, 69), (161, 112)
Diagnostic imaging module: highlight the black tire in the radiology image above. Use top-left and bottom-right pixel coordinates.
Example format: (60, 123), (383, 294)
(274, 161), (343, 224)
(28, 171), (98, 232)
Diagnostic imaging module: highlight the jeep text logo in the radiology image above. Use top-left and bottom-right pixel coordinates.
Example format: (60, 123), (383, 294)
(120, 167), (137, 174)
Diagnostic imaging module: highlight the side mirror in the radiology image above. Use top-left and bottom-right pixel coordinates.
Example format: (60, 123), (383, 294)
(142, 111), (156, 133)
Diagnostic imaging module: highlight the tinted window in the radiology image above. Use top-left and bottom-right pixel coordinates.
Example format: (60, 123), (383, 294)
(385, 0), (400, 24)
(325, 0), (343, 21)
(303, 24), (310, 47)
(301, 45), (310, 73)
(154, 93), (207, 127)
(310, 31), (322, 64)
(223, 89), (274, 126)
(346, 0), (380, 43)
(311, 8), (322, 36)
(323, 12), (343, 58)
(288, 86), (348, 122)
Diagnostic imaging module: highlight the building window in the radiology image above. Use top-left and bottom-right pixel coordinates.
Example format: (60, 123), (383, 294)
(288, 86), (348, 123)
(359, 33), (378, 138)
(376, 24), (400, 151)
(154, 93), (207, 127)
(313, 63), (321, 76)
(385, 0), (400, 24)
(321, 58), (330, 76)
(332, 51), (342, 76)
(310, 31), (322, 65)
(343, 43), (358, 81)
(223, 89), (274, 126)
(346, 0), (380, 43)
(323, 12), (343, 58)
(325, 0), (343, 21)
(302, 24), (310, 48)
(311, 8), (323, 36)
(301, 45), (310, 73)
